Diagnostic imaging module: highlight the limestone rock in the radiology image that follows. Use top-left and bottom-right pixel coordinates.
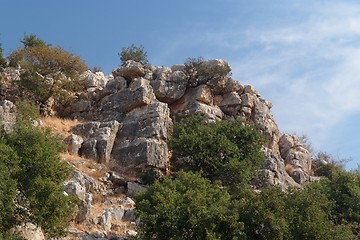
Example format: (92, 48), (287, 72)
(278, 134), (312, 184)
(98, 209), (112, 231)
(119, 102), (171, 141)
(81, 70), (109, 90)
(0, 100), (16, 132)
(102, 76), (127, 97)
(258, 147), (299, 190)
(151, 70), (188, 103)
(218, 92), (242, 115)
(100, 78), (156, 119)
(12, 223), (45, 240)
(64, 134), (84, 155)
(113, 137), (169, 168)
(72, 121), (120, 163)
(152, 66), (172, 80)
(112, 60), (145, 81)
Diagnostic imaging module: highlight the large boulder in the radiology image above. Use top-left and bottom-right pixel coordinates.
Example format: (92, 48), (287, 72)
(112, 102), (172, 168)
(113, 137), (169, 168)
(100, 78), (156, 121)
(117, 102), (172, 141)
(71, 121), (121, 163)
(151, 70), (188, 103)
(80, 70), (109, 90)
(112, 60), (145, 81)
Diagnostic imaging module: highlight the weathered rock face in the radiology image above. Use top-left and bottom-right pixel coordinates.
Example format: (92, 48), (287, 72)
(279, 134), (312, 184)
(150, 67), (188, 103)
(80, 70), (110, 91)
(62, 59), (314, 189)
(70, 121), (121, 163)
(0, 100), (16, 132)
(112, 102), (172, 168)
(112, 60), (146, 81)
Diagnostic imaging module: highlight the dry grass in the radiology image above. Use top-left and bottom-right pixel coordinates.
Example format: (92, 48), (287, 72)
(42, 116), (82, 138)
(285, 164), (294, 175)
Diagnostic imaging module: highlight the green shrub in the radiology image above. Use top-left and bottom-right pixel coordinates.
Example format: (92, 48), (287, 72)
(0, 122), (75, 238)
(119, 44), (148, 65)
(169, 115), (265, 188)
(135, 171), (242, 240)
(8, 35), (87, 105)
(184, 57), (231, 87)
(20, 33), (47, 48)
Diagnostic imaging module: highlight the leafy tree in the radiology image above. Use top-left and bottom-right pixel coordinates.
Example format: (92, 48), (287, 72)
(135, 171), (243, 240)
(285, 183), (356, 240)
(20, 33), (47, 48)
(119, 44), (148, 65)
(0, 117), (75, 238)
(0, 143), (19, 233)
(8, 34), (87, 106)
(235, 187), (290, 240)
(169, 115), (265, 188)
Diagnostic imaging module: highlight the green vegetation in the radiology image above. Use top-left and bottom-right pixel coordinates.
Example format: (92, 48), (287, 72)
(0, 42), (7, 69)
(0, 109), (75, 238)
(136, 116), (360, 239)
(169, 115), (265, 189)
(20, 33), (48, 48)
(119, 43), (148, 65)
(8, 34), (87, 105)
(184, 57), (231, 87)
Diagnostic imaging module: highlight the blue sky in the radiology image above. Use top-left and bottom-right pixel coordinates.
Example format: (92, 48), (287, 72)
(2, 0), (360, 169)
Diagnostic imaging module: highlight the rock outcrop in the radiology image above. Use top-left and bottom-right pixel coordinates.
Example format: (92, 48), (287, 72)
(60, 59), (314, 190)
(0, 57), (320, 239)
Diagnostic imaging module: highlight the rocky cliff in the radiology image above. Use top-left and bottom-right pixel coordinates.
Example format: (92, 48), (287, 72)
(0, 59), (322, 239)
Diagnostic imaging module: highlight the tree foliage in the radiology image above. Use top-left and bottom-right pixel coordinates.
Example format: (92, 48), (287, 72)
(169, 115), (265, 188)
(20, 33), (48, 48)
(119, 44), (148, 65)
(0, 117), (75, 238)
(137, 115), (359, 239)
(135, 171), (242, 240)
(8, 34), (87, 105)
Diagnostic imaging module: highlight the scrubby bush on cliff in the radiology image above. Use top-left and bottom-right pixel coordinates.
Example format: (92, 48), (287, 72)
(184, 57), (231, 86)
(119, 43), (148, 65)
(169, 115), (265, 189)
(8, 34), (87, 106)
(0, 117), (75, 238)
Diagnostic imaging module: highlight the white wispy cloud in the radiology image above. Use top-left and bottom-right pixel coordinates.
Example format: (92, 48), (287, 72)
(153, 1), (360, 165)
(169, 1), (360, 166)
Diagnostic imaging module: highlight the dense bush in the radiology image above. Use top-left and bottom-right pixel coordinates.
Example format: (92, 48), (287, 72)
(119, 44), (148, 65)
(0, 119), (75, 238)
(169, 115), (265, 188)
(8, 34), (87, 105)
(135, 171), (242, 240)
(136, 116), (359, 239)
